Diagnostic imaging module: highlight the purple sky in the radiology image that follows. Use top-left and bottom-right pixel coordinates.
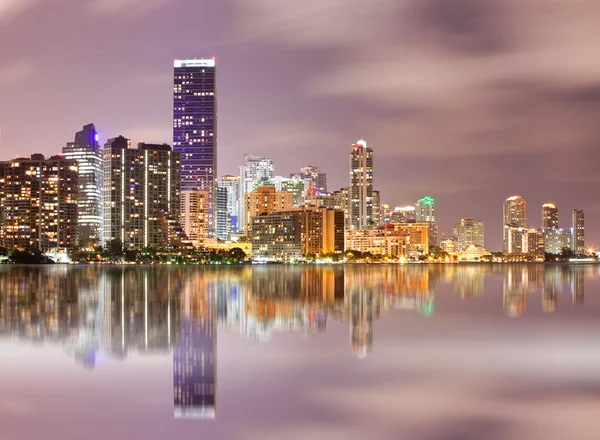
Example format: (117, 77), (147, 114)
(1, 0), (599, 250)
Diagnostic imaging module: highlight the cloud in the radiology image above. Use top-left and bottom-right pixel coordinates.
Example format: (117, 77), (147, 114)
(0, 61), (33, 87)
(86, 0), (175, 16)
(0, 0), (36, 25)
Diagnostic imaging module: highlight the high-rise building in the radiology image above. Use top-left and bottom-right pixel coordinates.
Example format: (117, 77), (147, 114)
(571, 209), (585, 253)
(243, 186), (293, 234)
(503, 225), (526, 254)
(103, 138), (181, 250)
(173, 58), (217, 236)
(503, 196), (527, 253)
(544, 228), (571, 254)
(290, 165), (327, 193)
(541, 203), (558, 229)
(237, 155), (274, 233)
(349, 139), (374, 229)
(0, 154), (78, 251)
(415, 196), (438, 246)
(504, 196), (527, 228)
(455, 218), (484, 252)
(181, 190), (208, 247)
(63, 123), (103, 244)
(215, 175), (239, 240)
(372, 190), (381, 226)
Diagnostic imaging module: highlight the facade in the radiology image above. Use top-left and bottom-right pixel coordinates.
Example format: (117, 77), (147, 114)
(526, 229), (545, 254)
(62, 123), (103, 243)
(571, 209), (585, 253)
(349, 139), (374, 229)
(181, 190), (208, 247)
(274, 176), (306, 206)
(215, 175), (239, 240)
(373, 190), (381, 226)
(415, 196), (438, 247)
(173, 58), (217, 236)
(243, 186), (293, 234)
(250, 207), (345, 260)
(237, 155), (274, 233)
(250, 212), (303, 260)
(542, 203), (558, 229)
(504, 225), (526, 254)
(103, 138), (181, 250)
(0, 154), (78, 252)
(455, 218), (484, 252)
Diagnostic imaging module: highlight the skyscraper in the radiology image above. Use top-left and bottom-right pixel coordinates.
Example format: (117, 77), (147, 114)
(63, 123), (103, 244)
(455, 218), (484, 252)
(415, 196), (438, 246)
(571, 209), (584, 253)
(173, 58), (217, 236)
(180, 190), (208, 247)
(0, 154), (78, 251)
(237, 155), (274, 233)
(215, 175), (239, 240)
(503, 196), (527, 228)
(541, 203), (558, 229)
(349, 139), (374, 229)
(103, 138), (181, 250)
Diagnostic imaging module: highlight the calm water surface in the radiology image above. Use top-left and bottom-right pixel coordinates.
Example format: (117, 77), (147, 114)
(1, 264), (600, 440)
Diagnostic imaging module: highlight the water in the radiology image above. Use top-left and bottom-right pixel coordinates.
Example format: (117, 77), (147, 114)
(1, 264), (600, 439)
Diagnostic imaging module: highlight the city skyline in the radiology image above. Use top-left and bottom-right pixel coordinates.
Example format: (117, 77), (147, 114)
(1, 1), (599, 251)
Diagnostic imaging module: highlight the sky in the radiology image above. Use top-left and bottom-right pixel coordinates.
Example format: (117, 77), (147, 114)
(0, 0), (599, 251)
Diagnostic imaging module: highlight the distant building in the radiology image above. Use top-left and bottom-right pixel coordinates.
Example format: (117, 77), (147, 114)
(243, 186), (293, 234)
(455, 218), (484, 252)
(526, 229), (545, 254)
(415, 196), (438, 246)
(458, 244), (492, 261)
(274, 176), (306, 206)
(250, 206), (344, 260)
(345, 223), (429, 258)
(372, 190), (381, 226)
(173, 58), (217, 237)
(544, 228), (572, 254)
(238, 155), (275, 233)
(0, 154), (78, 252)
(63, 123), (103, 243)
(290, 165), (327, 193)
(103, 138), (181, 250)
(440, 237), (459, 254)
(349, 139), (374, 229)
(503, 195), (527, 252)
(181, 190), (208, 247)
(215, 175), (239, 240)
(571, 209), (584, 253)
(541, 203), (558, 229)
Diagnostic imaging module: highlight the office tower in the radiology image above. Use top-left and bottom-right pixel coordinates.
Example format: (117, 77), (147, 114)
(349, 139), (374, 229)
(243, 186), (293, 233)
(541, 203), (558, 229)
(63, 123), (103, 243)
(237, 155), (275, 233)
(181, 190), (208, 247)
(174, 281), (215, 419)
(173, 58), (217, 236)
(290, 165), (327, 192)
(103, 138), (181, 250)
(415, 196), (438, 246)
(0, 154), (78, 251)
(455, 218), (484, 252)
(571, 209), (584, 253)
(503, 195), (527, 228)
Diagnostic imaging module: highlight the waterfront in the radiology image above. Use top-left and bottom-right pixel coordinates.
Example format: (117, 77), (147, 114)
(2, 264), (600, 439)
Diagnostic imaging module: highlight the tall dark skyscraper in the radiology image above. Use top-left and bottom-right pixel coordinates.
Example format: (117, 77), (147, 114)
(173, 58), (217, 236)
(63, 124), (103, 243)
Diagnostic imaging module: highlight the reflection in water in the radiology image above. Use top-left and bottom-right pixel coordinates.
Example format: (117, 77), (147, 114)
(0, 263), (597, 419)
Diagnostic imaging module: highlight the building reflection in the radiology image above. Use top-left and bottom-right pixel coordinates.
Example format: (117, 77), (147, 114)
(0, 264), (597, 417)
